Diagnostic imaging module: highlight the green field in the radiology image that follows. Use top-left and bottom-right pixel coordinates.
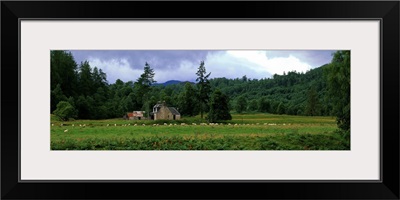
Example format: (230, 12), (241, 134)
(50, 113), (350, 150)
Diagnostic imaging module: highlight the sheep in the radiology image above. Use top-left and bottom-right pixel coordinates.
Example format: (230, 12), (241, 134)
(79, 124), (82, 127)
(134, 124), (137, 126)
(142, 124), (146, 126)
(64, 129), (68, 133)
(181, 123), (186, 126)
(164, 123), (168, 126)
(72, 124), (74, 127)
(114, 124), (117, 126)
(192, 123), (197, 126)
(51, 124), (54, 126)
(107, 124), (109, 127)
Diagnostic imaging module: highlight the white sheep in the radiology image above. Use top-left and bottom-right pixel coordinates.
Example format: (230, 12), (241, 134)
(64, 129), (68, 133)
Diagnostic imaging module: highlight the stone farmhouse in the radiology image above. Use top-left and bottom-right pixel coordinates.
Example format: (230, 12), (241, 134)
(151, 101), (181, 120)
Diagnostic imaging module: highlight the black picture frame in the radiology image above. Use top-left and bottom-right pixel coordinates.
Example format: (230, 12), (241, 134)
(2, 1), (399, 199)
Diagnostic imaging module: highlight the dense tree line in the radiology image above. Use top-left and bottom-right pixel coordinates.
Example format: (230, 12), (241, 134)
(51, 50), (350, 130)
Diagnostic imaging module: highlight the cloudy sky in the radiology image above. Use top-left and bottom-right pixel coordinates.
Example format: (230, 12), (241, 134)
(69, 50), (336, 84)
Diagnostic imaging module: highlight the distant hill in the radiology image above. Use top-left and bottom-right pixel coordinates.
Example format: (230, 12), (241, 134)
(154, 80), (195, 86)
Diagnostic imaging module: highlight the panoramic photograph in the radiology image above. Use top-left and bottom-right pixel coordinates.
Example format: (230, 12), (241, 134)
(50, 50), (350, 150)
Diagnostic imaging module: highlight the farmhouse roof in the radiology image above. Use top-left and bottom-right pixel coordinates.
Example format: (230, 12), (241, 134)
(168, 107), (180, 115)
(127, 113), (134, 117)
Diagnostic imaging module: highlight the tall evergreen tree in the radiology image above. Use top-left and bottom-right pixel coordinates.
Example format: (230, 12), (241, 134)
(208, 89), (232, 122)
(305, 87), (320, 116)
(78, 61), (94, 96)
(137, 62), (156, 88)
(50, 50), (78, 98)
(135, 62), (156, 117)
(195, 61), (212, 119)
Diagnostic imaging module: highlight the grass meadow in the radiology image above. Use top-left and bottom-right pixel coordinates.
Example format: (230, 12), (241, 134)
(50, 113), (350, 150)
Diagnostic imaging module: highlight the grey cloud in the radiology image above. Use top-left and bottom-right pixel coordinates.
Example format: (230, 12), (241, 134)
(69, 50), (220, 70)
(68, 50), (336, 84)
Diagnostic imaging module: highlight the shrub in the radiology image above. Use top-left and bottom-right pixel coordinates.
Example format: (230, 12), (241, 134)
(53, 101), (78, 121)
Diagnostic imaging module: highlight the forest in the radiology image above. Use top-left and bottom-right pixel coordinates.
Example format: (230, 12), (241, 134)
(51, 50), (350, 131)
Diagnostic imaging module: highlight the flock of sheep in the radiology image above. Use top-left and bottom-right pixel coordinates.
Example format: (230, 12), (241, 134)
(52, 122), (289, 133)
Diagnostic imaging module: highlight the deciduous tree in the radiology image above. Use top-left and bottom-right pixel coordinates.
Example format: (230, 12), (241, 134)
(235, 96), (247, 114)
(325, 50), (350, 130)
(53, 101), (77, 121)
